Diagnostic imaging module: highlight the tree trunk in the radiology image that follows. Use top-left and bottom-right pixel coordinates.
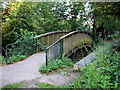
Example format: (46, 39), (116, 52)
(106, 30), (109, 39)
(93, 19), (96, 39)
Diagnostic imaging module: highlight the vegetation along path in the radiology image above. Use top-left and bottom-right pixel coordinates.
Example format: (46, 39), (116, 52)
(1, 39), (119, 87)
(0, 51), (79, 87)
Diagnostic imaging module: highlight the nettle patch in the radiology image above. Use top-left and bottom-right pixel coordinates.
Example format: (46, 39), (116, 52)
(39, 57), (73, 75)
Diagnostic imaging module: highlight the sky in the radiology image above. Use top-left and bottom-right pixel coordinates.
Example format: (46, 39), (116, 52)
(1, 1), (9, 9)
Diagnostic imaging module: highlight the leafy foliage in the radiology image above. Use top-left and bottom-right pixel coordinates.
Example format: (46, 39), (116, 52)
(2, 83), (22, 88)
(90, 2), (120, 39)
(2, 2), (87, 50)
(39, 57), (73, 75)
(71, 41), (120, 88)
(5, 38), (43, 64)
(2, 2), (120, 54)
(6, 55), (26, 64)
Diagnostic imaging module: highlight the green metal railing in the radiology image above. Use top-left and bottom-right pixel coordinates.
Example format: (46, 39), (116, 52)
(46, 38), (63, 66)
(5, 38), (42, 63)
(5, 30), (92, 65)
(5, 31), (68, 64)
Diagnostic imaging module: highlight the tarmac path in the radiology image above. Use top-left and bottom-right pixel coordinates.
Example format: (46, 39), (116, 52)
(0, 51), (78, 87)
(0, 51), (45, 87)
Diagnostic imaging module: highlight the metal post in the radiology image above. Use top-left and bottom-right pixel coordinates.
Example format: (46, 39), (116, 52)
(5, 45), (8, 63)
(60, 39), (63, 57)
(46, 49), (48, 66)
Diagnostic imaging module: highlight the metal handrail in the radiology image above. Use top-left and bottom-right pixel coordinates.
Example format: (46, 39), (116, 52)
(45, 30), (93, 66)
(5, 31), (68, 63)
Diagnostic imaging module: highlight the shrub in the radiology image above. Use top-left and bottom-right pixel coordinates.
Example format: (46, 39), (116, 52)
(7, 55), (27, 64)
(39, 57), (73, 75)
(72, 42), (120, 88)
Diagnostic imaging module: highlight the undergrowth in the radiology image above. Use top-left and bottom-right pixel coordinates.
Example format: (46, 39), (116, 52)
(39, 57), (73, 75)
(36, 82), (71, 88)
(6, 55), (27, 64)
(2, 83), (22, 88)
(2, 40), (120, 89)
(71, 41), (120, 88)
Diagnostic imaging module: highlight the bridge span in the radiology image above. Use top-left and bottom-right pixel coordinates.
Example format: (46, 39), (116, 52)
(1, 30), (93, 87)
(5, 30), (93, 66)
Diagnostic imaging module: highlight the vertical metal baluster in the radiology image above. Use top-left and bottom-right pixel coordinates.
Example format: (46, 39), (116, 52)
(5, 45), (8, 63)
(46, 49), (48, 66)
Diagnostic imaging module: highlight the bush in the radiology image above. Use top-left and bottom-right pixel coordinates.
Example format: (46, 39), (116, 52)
(39, 57), (73, 75)
(0, 55), (6, 65)
(72, 42), (120, 88)
(7, 55), (27, 64)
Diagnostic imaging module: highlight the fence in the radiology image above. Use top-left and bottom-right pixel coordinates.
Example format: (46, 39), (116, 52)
(5, 38), (39, 63)
(5, 31), (68, 63)
(46, 30), (93, 66)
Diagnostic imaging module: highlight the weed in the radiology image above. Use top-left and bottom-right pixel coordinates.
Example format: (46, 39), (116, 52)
(61, 72), (71, 76)
(39, 57), (73, 75)
(71, 42), (120, 88)
(7, 55), (27, 64)
(2, 83), (22, 88)
(36, 82), (56, 88)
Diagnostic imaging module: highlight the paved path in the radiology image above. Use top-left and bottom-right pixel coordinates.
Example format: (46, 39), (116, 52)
(0, 51), (45, 87)
(0, 51), (79, 87)
(2, 39), (119, 87)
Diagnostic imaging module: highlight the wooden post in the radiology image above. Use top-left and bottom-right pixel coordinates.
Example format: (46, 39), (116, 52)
(47, 35), (50, 46)
(63, 38), (65, 57)
(53, 34), (54, 43)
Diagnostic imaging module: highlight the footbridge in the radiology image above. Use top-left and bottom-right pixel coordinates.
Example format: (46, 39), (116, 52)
(5, 30), (93, 66)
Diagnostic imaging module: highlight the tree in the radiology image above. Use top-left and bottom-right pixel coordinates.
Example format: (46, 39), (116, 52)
(54, 2), (86, 31)
(90, 2), (120, 39)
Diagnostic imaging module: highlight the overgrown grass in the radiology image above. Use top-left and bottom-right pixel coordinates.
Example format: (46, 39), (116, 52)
(2, 83), (22, 88)
(36, 82), (72, 88)
(39, 57), (73, 75)
(6, 55), (27, 64)
(2, 82), (71, 88)
(36, 82), (56, 88)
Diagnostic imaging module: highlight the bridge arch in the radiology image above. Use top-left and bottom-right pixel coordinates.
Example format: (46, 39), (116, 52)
(46, 30), (93, 66)
(5, 30), (92, 65)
